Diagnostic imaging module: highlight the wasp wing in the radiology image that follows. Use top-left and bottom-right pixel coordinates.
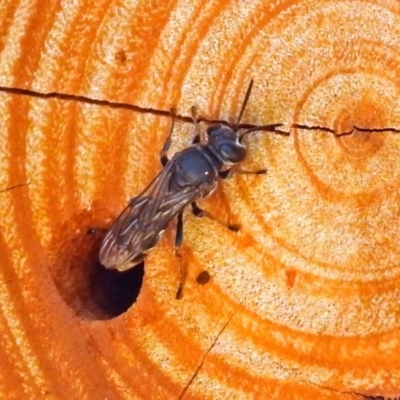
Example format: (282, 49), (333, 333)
(99, 161), (207, 271)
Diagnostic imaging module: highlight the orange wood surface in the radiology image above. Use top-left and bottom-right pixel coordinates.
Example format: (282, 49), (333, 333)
(1, 1), (400, 399)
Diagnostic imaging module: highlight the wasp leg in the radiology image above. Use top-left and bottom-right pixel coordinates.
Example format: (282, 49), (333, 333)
(191, 202), (240, 232)
(160, 108), (176, 166)
(235, 166), (267, 175)
(219, 166), (267, 180)
(190, 106), (205, 144)
(218, 169), (233, 180)
(175, 210), (186, 299)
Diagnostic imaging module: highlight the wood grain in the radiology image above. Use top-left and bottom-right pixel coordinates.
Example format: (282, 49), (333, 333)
(1, 0), (400, 399)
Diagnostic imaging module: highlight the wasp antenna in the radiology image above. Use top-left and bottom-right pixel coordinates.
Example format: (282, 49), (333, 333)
(169, 107), (176, 131)
(191, 105), (205, 143)
(235, 79), (254, 130)
(239, 123), (287, 142)
(159, 108), (177, 166)
(190, 106), (198, 122)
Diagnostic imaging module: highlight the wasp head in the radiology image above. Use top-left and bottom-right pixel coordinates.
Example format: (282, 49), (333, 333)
(207, 123), (247, 165)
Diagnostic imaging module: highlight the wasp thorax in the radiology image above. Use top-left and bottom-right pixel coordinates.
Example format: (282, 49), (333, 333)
(207, 124), (246, 165)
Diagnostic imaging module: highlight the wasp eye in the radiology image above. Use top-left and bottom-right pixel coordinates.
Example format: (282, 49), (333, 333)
(207, 124), (223, 136)
(219, 143), (246, 163)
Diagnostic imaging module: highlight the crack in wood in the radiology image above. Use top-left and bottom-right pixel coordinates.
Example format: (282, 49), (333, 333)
(1, 86), (399, 135)
(177, 300), (243, 400)
(1, 278), (18, 284)
(311, 381), (400, 400)
(0, 182), (30, 193)
(352, 393), (400, 400)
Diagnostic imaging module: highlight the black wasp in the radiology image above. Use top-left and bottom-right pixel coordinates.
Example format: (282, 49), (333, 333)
(99, 80), (285, 297)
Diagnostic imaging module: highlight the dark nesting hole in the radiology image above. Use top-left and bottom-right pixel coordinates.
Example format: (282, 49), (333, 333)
(88, 257), (144, 319)
(49, 210), (144, 320)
